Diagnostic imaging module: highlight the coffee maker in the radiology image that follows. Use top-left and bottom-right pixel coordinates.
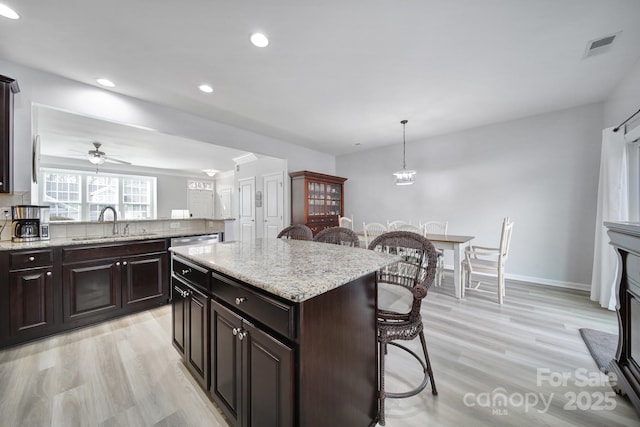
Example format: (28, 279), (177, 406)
(11, 205), (42, 242)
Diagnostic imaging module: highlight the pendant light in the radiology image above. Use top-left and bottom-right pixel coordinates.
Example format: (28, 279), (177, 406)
(393, 119), (416, 185)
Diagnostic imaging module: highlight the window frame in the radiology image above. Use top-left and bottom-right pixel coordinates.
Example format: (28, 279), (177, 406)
(40, 168), (157, 221)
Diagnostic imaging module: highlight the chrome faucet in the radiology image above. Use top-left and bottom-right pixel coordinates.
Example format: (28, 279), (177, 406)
(98, 206), (119, 235)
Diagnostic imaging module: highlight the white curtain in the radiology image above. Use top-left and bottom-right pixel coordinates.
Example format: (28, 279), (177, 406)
(591, 127), (640, 310)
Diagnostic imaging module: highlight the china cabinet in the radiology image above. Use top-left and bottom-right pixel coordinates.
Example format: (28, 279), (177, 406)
(290, 170), (347, 235)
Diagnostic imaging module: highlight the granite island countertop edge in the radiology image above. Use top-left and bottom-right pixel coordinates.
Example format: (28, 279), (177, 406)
(170, 239), (400, 303)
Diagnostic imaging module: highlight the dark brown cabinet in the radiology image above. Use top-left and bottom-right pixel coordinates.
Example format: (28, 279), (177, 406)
(61, 239), (169, 328)
(172, 257), (210, 389)
(171, 253), (378, 427)
(290, 170), (347, 235)
(1, 238), (170, 349)
(3, 249), (56, 343)
(210, 300), (294, 427)
(62, 258), (122, 324)
(607, 222), (640, 415)
(122, 252), (168, 309)
(0, 74), (19, 194)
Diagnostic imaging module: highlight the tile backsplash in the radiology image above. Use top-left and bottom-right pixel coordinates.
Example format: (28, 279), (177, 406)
(0, 191), (31, 241)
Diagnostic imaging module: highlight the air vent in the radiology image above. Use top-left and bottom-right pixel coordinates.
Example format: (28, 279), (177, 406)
(584, 33), (619, 58)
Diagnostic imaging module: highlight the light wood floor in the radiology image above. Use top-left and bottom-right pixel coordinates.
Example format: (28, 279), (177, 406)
(1, 276), (639, 427)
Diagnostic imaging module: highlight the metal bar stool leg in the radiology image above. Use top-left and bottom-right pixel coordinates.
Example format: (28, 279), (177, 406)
(379, 339), (387, 425)
(420, 330), (438, 395)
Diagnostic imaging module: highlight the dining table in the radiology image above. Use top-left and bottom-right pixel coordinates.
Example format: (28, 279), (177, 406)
(358, 231), (474, 299)
(423, 233), (475, 299)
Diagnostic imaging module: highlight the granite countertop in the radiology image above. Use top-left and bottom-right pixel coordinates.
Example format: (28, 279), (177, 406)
(0, 230), (219, 251)
(170, 238), (400, 302)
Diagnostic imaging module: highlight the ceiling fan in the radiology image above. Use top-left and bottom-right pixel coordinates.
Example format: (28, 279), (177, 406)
(86, 142), (131, 165)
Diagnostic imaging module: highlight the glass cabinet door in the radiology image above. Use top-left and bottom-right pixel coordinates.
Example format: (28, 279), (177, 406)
(308, 181), (328, 215)
(327, 184), (341, 216)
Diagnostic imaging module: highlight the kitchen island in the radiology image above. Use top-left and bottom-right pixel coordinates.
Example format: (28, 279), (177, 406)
(170, 238), (399, 427)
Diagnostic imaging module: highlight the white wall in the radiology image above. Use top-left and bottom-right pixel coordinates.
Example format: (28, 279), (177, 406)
(0, 59), (336, 193)
(337, 103), (604, 288)
(604, 57), (640, 128)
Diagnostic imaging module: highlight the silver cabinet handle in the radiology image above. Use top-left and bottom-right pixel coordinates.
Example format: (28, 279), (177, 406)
(122, 261), (128, 266)
(232, 328), (247, 340)
(46, 271), (52, 276)
(181, 268), (191, 275)
(28, 256), (35, 262)
(115, 261), (121, 266)
(235, 297), (247, 305)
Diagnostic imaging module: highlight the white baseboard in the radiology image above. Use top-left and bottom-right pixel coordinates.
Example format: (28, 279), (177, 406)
(442, 265), (590, 292)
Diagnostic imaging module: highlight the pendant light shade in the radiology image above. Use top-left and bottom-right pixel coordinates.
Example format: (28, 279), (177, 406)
(393, 119), (416, 185)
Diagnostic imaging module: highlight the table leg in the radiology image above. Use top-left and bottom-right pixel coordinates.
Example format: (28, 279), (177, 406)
(453, 243), (462, 299)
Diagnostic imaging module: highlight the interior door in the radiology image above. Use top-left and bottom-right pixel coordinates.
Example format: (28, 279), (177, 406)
(188, 185), (214, 218)
(238, 177), (256, 241)
(262, 172), (284, 239)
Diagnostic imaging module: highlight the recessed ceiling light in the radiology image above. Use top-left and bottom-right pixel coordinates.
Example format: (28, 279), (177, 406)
(0, 4), (19, 19)
(250, 33), (269, 48)
(96, 78), (115, 88)
(199, 84), (213, 93)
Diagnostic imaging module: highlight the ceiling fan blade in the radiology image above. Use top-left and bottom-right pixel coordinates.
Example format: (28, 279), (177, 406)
(104, 156), (132, 165)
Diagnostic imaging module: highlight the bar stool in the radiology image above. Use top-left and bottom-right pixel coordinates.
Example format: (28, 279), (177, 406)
(368, 231), (438, 425)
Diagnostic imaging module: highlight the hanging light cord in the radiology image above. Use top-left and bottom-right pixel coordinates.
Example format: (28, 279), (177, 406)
(401, 119), (408, 170)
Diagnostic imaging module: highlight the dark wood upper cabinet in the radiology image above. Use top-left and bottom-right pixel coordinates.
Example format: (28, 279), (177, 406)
(290, 171), (347, 236)
(0, 74), (20, 194)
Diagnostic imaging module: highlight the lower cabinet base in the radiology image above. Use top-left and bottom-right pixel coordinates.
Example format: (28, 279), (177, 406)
(0, 299), (168, 350)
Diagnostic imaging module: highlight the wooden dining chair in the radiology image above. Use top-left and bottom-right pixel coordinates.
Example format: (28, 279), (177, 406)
(277, 224), (313, 241)
(462, 217), (514, 304)
(362, 222), (387, 248)
(313, 226), (359, 247)
(368, 231), (438, 425)
(338, 215), (354, 230)
(420, 221), (449, 287)
(387, 220), (411, 231)
(395, 223), (424, 234)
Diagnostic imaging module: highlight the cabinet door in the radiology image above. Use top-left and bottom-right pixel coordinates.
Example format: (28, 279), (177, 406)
(8, 267), (55, 336)
(122, 252), (168, 311)
(186, 285), (209, 389)
(172, 277), (188, 357)
(62, 259), (121, 324)
(244, 321), (294, 427)
(0, 75), (18, 194)
(210, 300), (243, 426)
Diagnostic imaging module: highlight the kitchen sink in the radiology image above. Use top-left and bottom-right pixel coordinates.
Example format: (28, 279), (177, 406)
(71, 233), (157, 241)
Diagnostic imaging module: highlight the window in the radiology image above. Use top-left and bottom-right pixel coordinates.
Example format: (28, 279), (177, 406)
(41, 168), (156, 221)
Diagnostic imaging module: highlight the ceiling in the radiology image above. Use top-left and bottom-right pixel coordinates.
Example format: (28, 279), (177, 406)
(35, 106), (253, 175)
(2, 0), (640, 158)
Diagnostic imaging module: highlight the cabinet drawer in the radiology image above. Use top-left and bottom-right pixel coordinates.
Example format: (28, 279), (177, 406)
(10, 249), (53, 269)
(173, 257), (209, 291)
(211, 271), (295, 340)
(63, 239), (168, 262)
